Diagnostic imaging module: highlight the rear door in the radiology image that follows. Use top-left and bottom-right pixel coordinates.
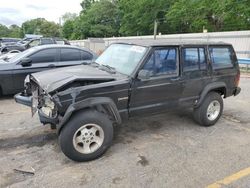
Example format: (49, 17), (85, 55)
(208, 45), (238, 95)
(12, 48), (60, 92)
(179, 46), (211, 106)
(129, 46), (183, 116)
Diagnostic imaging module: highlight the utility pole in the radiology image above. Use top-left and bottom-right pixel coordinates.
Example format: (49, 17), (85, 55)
(154, 19), (158, 40)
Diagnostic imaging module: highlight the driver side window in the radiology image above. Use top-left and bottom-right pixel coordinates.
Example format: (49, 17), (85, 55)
(143, 47), (178, 77)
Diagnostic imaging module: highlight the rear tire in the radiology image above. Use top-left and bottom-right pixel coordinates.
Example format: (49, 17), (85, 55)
(59, 109), (113, 162)
(193, 92), (223, 126)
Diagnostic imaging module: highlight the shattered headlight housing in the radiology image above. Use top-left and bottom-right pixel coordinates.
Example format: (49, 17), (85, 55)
(40, 95), (57, 118)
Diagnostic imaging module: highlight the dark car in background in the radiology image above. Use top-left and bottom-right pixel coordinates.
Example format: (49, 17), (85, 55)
(0, 45), (97, 95)
(0, 37), (71, 55)
(25, 38), (70, 49)
(0, 38), (21, 46)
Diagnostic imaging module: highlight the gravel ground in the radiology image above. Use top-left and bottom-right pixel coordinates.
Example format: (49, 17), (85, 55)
(0, 77), (249, 188)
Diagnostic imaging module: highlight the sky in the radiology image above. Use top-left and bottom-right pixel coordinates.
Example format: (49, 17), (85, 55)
(0, 0), (82, 26)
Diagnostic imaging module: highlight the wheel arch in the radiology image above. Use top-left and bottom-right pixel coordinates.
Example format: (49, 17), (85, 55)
(195, 82), (226, 108)
(57, 97), (121, 134)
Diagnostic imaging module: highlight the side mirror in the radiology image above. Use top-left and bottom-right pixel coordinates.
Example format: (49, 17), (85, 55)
(21, 58), (32, 67)
(137, 70), (150, 80)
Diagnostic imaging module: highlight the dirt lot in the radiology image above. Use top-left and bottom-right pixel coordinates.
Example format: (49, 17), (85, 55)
(0, 77), (250, 188)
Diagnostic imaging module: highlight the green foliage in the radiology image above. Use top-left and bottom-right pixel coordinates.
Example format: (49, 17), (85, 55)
(166, 0), (250, 33)
(62, 20), (75, 39)
(0, 24), (9, 37)
(0, 24), (21, 38)
(21, 18), (60, 37)
(74, 0), (120, 39)
(119, 0), (174, 36)
(80, 0), (97, 11)
(61, 12), (78, 23)
(1, 0), (250, 39)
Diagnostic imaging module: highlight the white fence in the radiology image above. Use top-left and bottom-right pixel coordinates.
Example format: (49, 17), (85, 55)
(70, 30), (250, 58)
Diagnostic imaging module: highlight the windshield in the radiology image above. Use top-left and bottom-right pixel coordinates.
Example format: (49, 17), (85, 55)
(95, 44), (147, 75)
(7, 47), (36, 62)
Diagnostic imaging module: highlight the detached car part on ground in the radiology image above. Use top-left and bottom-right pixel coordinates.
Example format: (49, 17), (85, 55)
(15, 41), (241, 162)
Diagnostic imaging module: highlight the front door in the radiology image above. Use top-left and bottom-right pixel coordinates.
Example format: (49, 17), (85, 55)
(129, 46), (183, 116)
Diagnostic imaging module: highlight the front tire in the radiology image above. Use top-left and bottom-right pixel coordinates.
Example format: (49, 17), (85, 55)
(193, 92), (223, 126)
(59, 110), (113, 162)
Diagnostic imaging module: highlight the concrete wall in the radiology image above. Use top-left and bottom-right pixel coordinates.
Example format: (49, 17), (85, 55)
(70, 30), (250, 58)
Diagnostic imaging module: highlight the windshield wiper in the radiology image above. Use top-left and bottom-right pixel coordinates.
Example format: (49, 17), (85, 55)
(100, 64), (116, 74)
(90, 61), (100, 67)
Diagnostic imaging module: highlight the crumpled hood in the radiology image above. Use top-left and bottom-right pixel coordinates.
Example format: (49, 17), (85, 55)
(30, 65), (116, 93)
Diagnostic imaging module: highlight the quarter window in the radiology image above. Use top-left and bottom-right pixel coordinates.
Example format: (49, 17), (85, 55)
(60, 48), (81, 61)
(209, 47), (233, 69)
(29, 49), (57, 63)
(183, 48), (206, 72)
(81, 51), (93, 60)
(143, 48), (178, 77)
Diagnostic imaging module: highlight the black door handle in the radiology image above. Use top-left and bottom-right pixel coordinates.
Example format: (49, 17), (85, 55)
(48, 64), (56, 68)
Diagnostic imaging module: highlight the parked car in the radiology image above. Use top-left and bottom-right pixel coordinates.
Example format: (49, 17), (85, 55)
(15, 41), (241, 162)
(0, 45), (97, 95)
(25, 37), (70, 48)
(1, 37), (70, 54)
(0, 38), (21, 46)
(0, 45), (26, 55)
(0, 50), (21, 60)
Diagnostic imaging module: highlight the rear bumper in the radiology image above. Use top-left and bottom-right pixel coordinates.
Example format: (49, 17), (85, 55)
(14, 93), (32, 107)
(233, 87), (241, 96)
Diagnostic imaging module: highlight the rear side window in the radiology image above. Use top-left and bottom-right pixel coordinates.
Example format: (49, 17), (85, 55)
(209, 47), (233, 69)
(41, 39), (54, 45)
(81, 51), (93, 60)
(60, 48), (81, 61)
(29, 49), (57, 63)
(182, 48), (206, 72)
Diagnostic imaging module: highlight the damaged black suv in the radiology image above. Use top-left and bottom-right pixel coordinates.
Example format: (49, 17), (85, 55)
(15, 41), (241, 162)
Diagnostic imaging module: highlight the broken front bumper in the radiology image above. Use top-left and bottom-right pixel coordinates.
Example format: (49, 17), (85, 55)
(14, 93), (58, 125)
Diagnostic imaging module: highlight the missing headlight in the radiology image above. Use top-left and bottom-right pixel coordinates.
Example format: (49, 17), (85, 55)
(40, 96), (57, 118)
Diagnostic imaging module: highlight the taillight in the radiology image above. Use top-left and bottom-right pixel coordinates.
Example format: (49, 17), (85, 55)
(235, 72), (240, 87)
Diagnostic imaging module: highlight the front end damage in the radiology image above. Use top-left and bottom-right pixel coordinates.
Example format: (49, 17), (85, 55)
(15, 72), (122, 130)
(15, 76), (59, 126)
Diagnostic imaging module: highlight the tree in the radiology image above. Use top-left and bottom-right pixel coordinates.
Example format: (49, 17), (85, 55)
(21, 18), (60, 37)
(118, 0), (175, 36)
(80, 0), (96, 11)
(74, 0), (120, 39)
(9, 25), (21, 38)
(62, 20), (75, 39)
(61, 12), (78, 23)
(166, 0), (250, 33)
(0, 24), (9, 37)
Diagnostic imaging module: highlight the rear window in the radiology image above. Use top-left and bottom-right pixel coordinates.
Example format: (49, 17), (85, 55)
(41, 39), (54, 45)
(209, 47), (233, 69)
(61, 48), (81, 61)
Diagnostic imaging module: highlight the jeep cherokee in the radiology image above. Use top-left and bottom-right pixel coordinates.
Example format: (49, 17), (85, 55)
(15, 41), (241, 162)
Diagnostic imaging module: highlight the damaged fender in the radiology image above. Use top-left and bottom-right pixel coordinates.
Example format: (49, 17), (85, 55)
(57, 97), (122, 134)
